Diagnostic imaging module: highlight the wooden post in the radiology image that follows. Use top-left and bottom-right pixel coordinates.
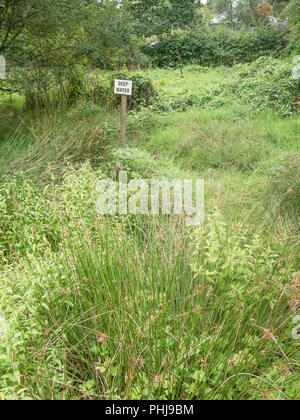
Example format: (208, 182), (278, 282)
(120, 94), (127, 147)
(114, 79), (132, 146)
(178, 49), (183, 77)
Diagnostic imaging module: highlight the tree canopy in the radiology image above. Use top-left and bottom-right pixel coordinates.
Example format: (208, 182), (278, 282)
(124, 0), (200, 37)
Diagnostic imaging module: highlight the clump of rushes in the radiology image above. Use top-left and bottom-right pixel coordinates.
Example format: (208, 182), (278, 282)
(0, 164), (299, 399)
(264, 153), (300, 229)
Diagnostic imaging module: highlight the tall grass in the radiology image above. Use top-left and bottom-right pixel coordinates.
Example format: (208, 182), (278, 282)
(0, 103), (119, 180)
(0, 65), (299, 400)
(0, 162), (299, 400)
(133, 105), (299, 173)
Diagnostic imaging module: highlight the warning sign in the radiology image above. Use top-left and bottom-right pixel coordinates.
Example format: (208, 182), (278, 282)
(114, 79), (133, 96)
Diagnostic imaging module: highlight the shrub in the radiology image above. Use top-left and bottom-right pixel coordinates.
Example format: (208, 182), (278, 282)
(86, 71), (156, 111)
(143, 26), (287, 68)
(229, 57), (300, 116)
(281, 0), (300, 55)
(0, 175), (61, 266)
(67, 66), (85, 102)
(146, 58), (299, 117)
(114, 71), (156, 110)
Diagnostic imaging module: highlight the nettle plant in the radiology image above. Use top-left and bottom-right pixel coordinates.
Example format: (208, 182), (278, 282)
(230, 57), (300, 116)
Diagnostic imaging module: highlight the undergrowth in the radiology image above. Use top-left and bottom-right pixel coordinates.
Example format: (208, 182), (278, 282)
(0, 63), (299, 400)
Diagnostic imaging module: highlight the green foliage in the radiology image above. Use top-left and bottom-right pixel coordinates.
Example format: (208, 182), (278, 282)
(0, 0), (85, 55)
(125, 0), (199, 37)
(7, 65), (72, 113)
(281, 0), (300, 54)
(84, 70), (156, 111)
(1, 0), (142, 107)
(142, 57), (299, 116)
(0, 65), (299, 400)
(230, 57), (300, 115)
(81, 0), (143, 69)
(113, 71), (156, 110)
(264, 153), (300, 227)
(271, 0), (290, 15)
(67, 66), (85, 102)
(0, 178), (298, 399)
(0, 105), (118, 180)
(139, 105), (275, 172)
(0, 175), (61, 266)
(143, 25), (287, 67)
(209, 0), (265, 27)
(0, 0), (86, 111)
(191, 208), (287, 310)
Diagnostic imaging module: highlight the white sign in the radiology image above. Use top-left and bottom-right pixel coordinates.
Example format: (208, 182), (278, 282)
(0, 56), (5, 79)
(114, 79), (132, 96)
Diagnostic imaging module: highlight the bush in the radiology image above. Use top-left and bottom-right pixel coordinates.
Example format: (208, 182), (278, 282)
(0, 175), (61, 266)
(229, 57), (300, 116)
(281, 0), (300, 55)
(114, 71), (156, 110)
(86, 71), (156, 111)
(143, 26), (287, 68)
(146, 58), (299, 117)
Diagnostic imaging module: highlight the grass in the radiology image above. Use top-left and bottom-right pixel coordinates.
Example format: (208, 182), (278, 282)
(144, 65), (233, 98)
(0, 64), (299, 400)
(0, 104), (120, 180)
(130, 104), (299, 170)
(0, 92), (24, 110)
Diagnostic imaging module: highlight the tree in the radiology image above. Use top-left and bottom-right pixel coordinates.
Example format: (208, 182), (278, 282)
(124, 0), (200, 37)
(210, 0), (237, 26)
(208, 0), (276, 27)
(1, 0), (140, 104)
(270, 0), (290, 15)
(81, 0), (141, 68)
(282, 0), (300, 53)
(0, 0), (89, 57)
(255, 1), (274, 18)
(169, 0), (201, 30)
(0, 1), (84, 99)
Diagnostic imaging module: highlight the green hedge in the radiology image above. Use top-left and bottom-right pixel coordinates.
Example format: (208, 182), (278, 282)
(143, 26), (287, 67)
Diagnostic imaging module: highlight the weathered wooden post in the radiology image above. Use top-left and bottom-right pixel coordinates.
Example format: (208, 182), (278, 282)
(114, 79), (133, 147)
(178, 48), (183, 77)
(120, 94), (127, 147)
